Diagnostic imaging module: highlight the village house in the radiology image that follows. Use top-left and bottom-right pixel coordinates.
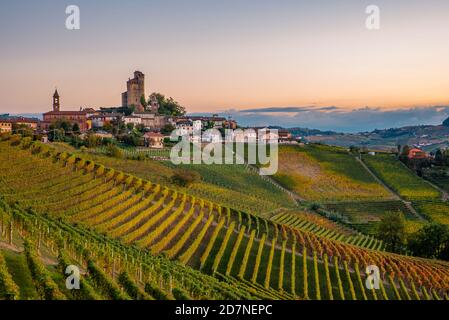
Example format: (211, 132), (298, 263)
(0, 120), (12, 133)
(123, 115), (142, 127)
(144, 132), (164, 148)
(278, 130), (293, 143)
(408, 148), (428, 160)
(133, 112), (168, 130)
(91, 113), (122, 128)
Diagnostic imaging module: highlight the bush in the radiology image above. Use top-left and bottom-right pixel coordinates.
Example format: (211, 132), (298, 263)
(105, 144), (124, 159)
(171, 169), (200, 187)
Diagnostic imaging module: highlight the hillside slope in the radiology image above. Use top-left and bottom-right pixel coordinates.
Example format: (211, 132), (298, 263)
(1, 136), (449, 300)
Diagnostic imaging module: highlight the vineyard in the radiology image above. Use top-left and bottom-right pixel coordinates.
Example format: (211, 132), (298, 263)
(362, 154), (441, 201)
(1, 136), (449, 300)
(51, 143), (293, 215)
(274, 145), (393, 201)
(271, 211), (384, 250)
(324, 201), (426, 234)
(414, 201), (449, 226)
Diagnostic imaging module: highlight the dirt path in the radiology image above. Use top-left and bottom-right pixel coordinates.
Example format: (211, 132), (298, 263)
(357, 156), (426, 221)
(245, 164), (305, 204)
(422, 179), (449, 202)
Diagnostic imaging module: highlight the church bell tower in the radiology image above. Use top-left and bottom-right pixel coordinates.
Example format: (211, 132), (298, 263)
(53, 89), (60, 112)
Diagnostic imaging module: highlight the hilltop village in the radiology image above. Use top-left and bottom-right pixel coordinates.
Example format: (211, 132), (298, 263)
(0, 71), (295, 148)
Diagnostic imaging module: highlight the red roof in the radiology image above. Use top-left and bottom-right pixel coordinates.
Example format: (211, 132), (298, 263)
(144, 132), (164, 138)
(44, 111), (87, 115)
(408, 148), (427, 159)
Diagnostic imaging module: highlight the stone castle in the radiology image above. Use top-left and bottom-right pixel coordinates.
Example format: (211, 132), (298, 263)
(121, 71), (146, 112)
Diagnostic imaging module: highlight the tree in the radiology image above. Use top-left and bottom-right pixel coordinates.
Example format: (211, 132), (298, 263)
(72, 123), (80, 134)
(140, 95), (148, 109)
(84, 134), (102, 148)
(408, 223), (449, 259)
(399, 145), (410, 164)
(349, 145), (360, 155)
(151, 92), (186, 116)
(171, 169), (201, 187)
(160, 124), (175, 135)
(435, 149), (444, 166)
(376, 212), (406, 253)
(12, 124), (33, 137)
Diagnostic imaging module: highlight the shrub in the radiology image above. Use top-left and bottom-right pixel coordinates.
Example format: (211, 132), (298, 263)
(105, 143), (124, 158)
(171, 169), (201, 187)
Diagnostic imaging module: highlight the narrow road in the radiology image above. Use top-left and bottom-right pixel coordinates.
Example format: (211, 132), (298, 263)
(422, 179), (449, 202)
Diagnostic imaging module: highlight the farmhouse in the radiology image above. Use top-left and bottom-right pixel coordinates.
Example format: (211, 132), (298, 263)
(408, 148), (428, 159)
(144, 132), (164, 148)
(0, 120), (12, 133)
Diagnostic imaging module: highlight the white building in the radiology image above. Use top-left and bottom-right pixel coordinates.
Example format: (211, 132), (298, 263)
(123, 116), (142, 126)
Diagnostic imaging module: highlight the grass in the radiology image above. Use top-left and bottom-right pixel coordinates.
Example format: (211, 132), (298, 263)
(274, 144), (392, 201)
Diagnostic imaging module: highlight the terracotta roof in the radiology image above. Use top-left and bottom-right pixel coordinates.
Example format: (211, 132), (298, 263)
(0, 117), (39, 123)
(44, 111), (87, 115)
(144, 132), (164, 138)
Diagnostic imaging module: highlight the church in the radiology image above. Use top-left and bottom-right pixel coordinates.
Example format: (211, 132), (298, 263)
(40, 90), (91, 132)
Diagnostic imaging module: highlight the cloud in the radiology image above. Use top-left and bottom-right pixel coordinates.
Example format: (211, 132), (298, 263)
(192, 106), (449, 133)
(239, 106), (339, 113)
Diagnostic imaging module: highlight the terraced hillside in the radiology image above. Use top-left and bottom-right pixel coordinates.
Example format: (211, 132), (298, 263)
(274, 145), (393, 201)
(271, 211), (384, 250)
(362, 154), (441, 201)
(50, 143), (294, 216)
(1, 136), (449, 300)
(324, 201), (426, 234)
(0, 199), (267, 300)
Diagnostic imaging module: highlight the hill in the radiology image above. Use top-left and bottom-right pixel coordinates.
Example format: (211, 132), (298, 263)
(1, 135), (449, 300)
(274, 144), (393, 201)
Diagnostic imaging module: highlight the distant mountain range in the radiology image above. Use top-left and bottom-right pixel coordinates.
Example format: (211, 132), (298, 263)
(291, 121), (449, 151)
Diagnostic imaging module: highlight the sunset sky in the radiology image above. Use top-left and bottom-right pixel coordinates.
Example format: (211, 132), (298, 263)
(1, 0), (449, 130)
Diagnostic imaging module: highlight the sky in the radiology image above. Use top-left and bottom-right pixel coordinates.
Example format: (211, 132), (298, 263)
(1, 0), (449, 131)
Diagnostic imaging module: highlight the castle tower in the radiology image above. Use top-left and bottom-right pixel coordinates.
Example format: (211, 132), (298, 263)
(53, 89), (60, 112)
(122, 71), (145, 112)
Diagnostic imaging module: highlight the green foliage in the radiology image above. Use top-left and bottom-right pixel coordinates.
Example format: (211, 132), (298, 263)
(151, 92), (186, 116)
(144, 282), (170, 300)
(23, 241), (66, 300)
(172, 287), (191, 300)
(376, 212), (406, 253)
(118, 272), (152, 300)
(408, 223), (449, 260)
(105, 143), (124, 159)
(87, 260), (130, 300)
(0, 251), (20, 300)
